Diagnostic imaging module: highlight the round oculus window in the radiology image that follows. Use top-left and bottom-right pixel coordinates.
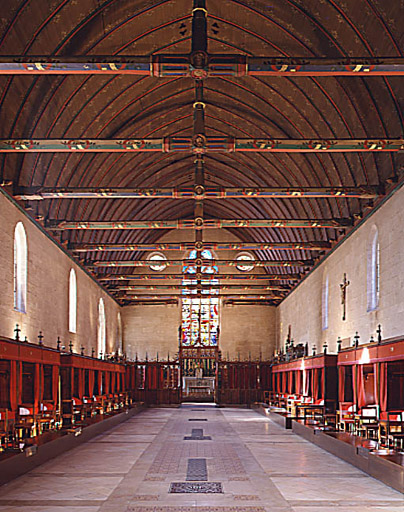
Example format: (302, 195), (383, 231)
(148, 253), (167, 271)
(236, 252), (255, 272)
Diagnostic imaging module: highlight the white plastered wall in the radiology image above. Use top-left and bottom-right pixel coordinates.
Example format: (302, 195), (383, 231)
(277, 183), (404, 354)
(0, 190), (120, 355)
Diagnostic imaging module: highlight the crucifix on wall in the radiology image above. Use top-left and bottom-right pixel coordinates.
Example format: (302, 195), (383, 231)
(340, 273), (350, 321)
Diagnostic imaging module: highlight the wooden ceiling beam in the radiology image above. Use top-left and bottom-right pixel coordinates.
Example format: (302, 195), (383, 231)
(14, 185), (381, 200)
(1, 138), (402, 152)
(111, 284), (290, 291)
(88, 259), (313, 268)
(69, 241), (331, 252)
(47, 218), (352, 230)
(0, 56), (403, 77)
(96, 274), (301, 281)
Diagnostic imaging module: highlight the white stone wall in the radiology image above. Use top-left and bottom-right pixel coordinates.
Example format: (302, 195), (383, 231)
(277, 183), (404, 354)
(0, 191), (120, 355)
(121, 303), (181, 360)
(220, 304), (276, 360)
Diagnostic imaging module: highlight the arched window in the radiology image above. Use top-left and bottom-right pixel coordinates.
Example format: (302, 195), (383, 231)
(181, 250), (219, 346)
(117, 311), (123, 355)
(69, 269), (77, 333)
(236, 252), (255, 272)
(97, 298), (106, 357)
(322, 275), (329, 330)
(14, 222), (27, 313)
(367, 227), (380, 312)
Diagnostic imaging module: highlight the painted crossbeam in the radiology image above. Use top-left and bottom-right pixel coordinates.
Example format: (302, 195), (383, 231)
(89, 259), (312, 268)
(113, 284), (290, 290)
(117, 294), (283, 300)
(2, 138), (403, 152)
(70, 241), (331, 252)
(97, 273), (301, 281)
(48, 218), (352, 230)
(0, 55), (404, 77)
(15, 186), (380, 200)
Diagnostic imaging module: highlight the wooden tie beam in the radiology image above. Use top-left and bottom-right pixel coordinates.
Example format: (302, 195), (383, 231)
(0, 56), (403, 77)
(70, 241), (331, 252)
(14, 186), (381, 200)
(47, 218), (352, 230)
(96, 273), (301, 281)
(111, 284), (290, 291)
(1, 138), (402, 153)
(89, 259), (313, 268)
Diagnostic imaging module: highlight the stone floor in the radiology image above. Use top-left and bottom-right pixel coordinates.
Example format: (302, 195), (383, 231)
(0, 404), (403, 511)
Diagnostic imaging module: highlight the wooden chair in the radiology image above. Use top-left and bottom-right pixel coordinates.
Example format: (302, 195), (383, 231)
(303, 399), (325, 424)
(379, 411), (404, 448)
(337, 402), (356, 432)
(355, 405), (379, 439)
(15, 405), (38, 440)
(389, 413), (404, 449)
(82, 396), (97, 418)
(0, 409), (10, 451)
(37, 401), (59, 433)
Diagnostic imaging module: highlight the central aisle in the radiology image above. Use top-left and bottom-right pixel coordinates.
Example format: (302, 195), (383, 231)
(0, 405), (403, 511)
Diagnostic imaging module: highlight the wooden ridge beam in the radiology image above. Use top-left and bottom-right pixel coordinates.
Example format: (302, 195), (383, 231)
(47, 218), (352, 230)
(70, 241), (331, 252)
(0, 56), (403, 77)
(14, 185), (381, 200)
(1, 138), (402, 153)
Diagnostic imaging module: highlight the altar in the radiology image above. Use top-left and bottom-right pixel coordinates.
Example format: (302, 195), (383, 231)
(183, 377), (215, 396)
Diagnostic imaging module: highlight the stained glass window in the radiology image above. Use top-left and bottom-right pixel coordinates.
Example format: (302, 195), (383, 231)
(181, 250), (219, 346)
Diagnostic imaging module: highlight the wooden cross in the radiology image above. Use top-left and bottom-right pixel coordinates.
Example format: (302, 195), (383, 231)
(340, 273), (350, 321)
(14, 323), (21, 341)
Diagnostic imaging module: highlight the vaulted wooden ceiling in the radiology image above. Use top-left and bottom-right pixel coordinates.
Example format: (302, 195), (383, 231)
(0, 0), (403, 304)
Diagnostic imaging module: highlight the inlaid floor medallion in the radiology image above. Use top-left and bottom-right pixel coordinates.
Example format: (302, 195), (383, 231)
(169, 482), (223, 493)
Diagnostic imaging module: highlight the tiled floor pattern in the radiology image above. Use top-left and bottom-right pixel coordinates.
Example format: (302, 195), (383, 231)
(0, 405), (402, 511)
